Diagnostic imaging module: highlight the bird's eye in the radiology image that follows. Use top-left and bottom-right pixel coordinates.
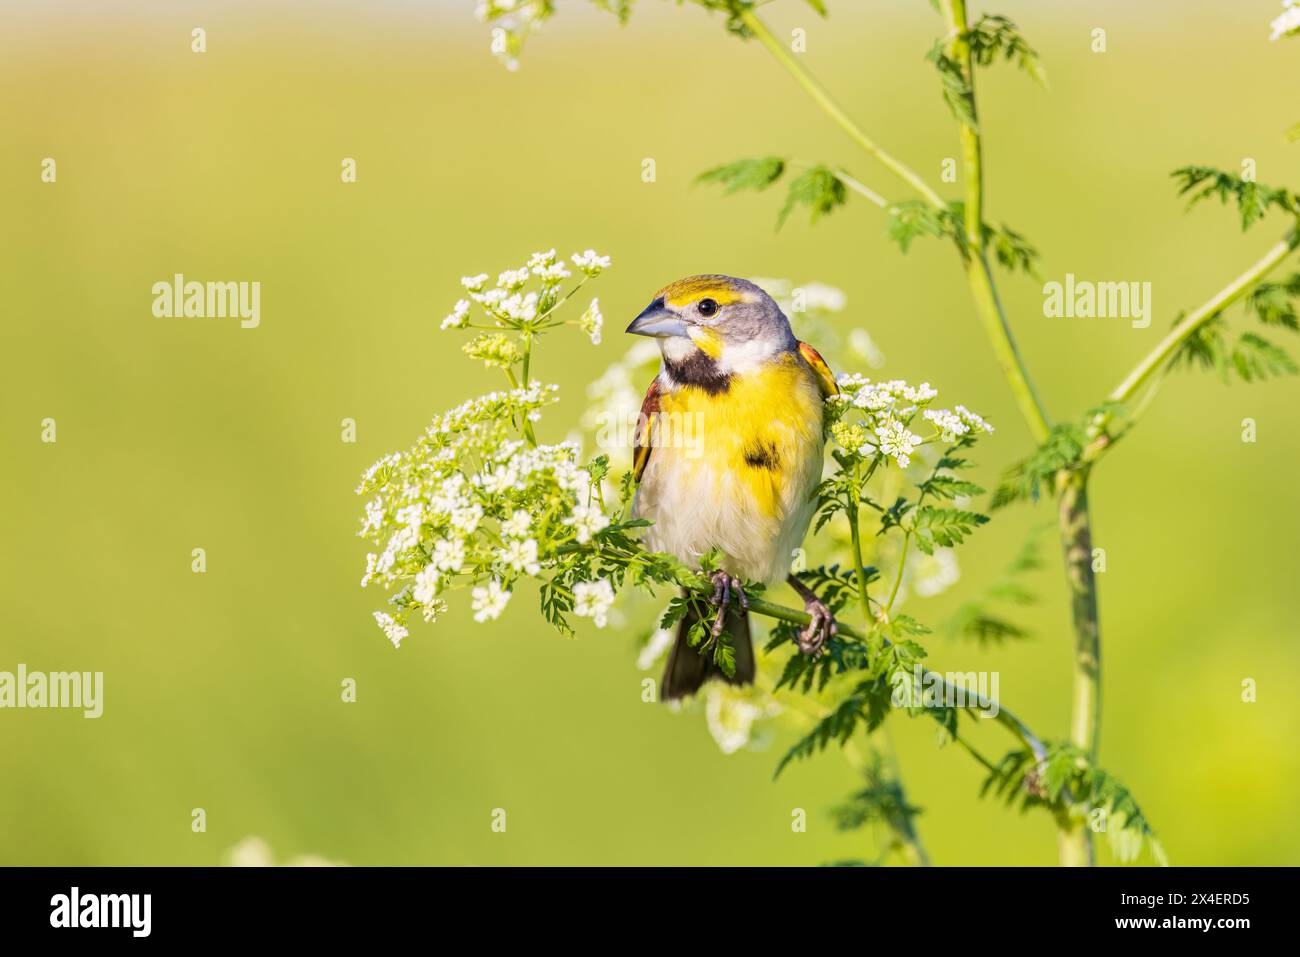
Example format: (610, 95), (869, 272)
(697, 298), (719, 318)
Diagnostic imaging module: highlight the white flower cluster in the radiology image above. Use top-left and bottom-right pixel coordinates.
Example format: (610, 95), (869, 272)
(441, 249), (609, 350)
(571, 249), (612, 275)
(1271, 0), (1300, 41)
(572, 579), (616, 628)
(829, 375), (993, 468)
(358, 381), (617, 646)
(364, 243), (622, 648)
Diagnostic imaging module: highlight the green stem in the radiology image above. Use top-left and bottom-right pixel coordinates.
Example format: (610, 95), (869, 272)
(1054, 468), (1099, 866)
(833, 167), (888, 208)
(946, 0), (982, 242)
(504, 365), (539, 447)
(1079, 226), (1299, 465)
(1108, 227), (1300, 407)
(943, 0), (1052, 443)
(847, 461), (876, 623)
(789, 160), (888, 208)
(884, 532), (910, 614)
(738, 9), (947, 211)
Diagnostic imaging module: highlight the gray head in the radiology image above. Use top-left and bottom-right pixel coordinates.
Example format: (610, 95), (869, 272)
(625, 275), (797, 371)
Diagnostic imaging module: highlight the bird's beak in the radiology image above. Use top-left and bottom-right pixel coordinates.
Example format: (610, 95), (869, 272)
(626, 297), (689, 339)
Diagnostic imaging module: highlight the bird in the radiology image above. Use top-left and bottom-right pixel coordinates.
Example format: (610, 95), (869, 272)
(626, 275), (840, 700)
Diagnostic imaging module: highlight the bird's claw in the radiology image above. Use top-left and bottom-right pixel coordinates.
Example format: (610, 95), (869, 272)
(707, 570), (746, 638)
(797, 595), (837, 657)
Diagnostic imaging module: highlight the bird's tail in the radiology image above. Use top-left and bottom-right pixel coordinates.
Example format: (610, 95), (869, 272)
(661, 588), (755, 701)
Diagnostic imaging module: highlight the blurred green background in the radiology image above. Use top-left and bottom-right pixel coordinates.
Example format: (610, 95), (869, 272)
(2, 0), (1298, 866)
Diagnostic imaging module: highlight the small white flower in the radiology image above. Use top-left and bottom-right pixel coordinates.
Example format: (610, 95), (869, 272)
(571, 249), (611, 275)
(852, 386), (893, 412)
(502, 509), (531, 538)
(450, 502), (484, 534)
(910, 547), (961, 598)
(418, 598), (447, 624)
(954, 405), (994, 434)
(498, 538), (540, 576)
(533, 261), (571, 283)
(566, 503), (610, 543)
(480, 464), (520, 495)
(395, 503), (424, 531)
(413, 564), (440, 604)
(362, 498), (386, 534)
(875, 419), (924, 467)
(579, 298), (603, 345)
(431, 537), (466, 572)
(373, 611), (408, 648)
(1271, 2), (1300, 41)
(705, 685), (765, 755)
(441, 299), (471, 330)
(903, 381), (938, 403)
(497, 267), (530, 291)
(471, 579), (511, 622)
(923, 408), (969, 443)
(572, 579), (615, 627)
(461, 274), (489, 292)
(498, 291), (539, 322)
(637, 628), (675, 671)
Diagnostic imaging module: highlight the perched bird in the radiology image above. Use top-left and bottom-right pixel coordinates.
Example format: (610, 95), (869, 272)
(627, 275), (840, 700)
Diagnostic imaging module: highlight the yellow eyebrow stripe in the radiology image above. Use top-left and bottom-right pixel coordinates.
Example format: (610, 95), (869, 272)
(657, 275), (750, 308)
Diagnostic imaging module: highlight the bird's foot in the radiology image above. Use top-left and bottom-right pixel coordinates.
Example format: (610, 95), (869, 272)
(797, 593), (837, 657)
(707, 569), (748, 639)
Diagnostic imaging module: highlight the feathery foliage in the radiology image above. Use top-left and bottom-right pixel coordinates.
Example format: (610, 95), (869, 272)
(966, 14), (1047, 86)
(1171, 165), (1300, 231)
(983, 744), (1168, 865)
(1171, 271), (1300, 383)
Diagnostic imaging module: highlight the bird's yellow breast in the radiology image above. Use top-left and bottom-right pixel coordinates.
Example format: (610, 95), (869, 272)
(657, 353), (822, 520)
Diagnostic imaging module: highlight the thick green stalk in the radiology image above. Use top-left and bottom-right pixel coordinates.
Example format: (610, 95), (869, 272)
(961, 255), (1051, 442)
(1054, 469), (1099, 866)
(741, 3), (1051, 443)
(940, 0), (1093, 866)
(943, 0), (1052, 443)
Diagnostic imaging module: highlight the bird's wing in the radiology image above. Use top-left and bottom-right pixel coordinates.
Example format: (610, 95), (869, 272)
(632, 376), (662, 483)
(797, 341), (840, 397)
